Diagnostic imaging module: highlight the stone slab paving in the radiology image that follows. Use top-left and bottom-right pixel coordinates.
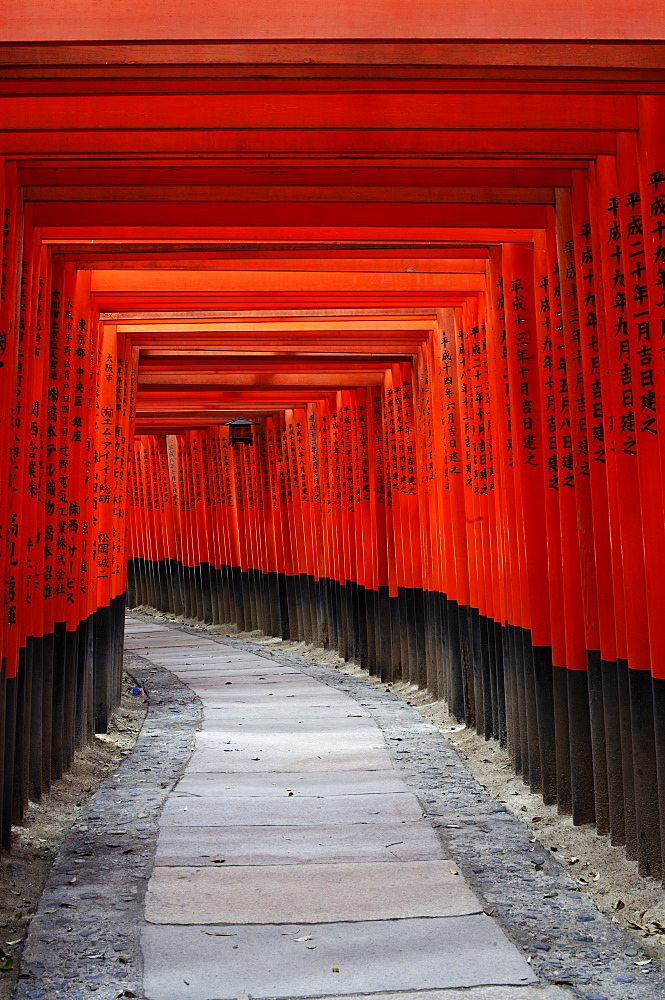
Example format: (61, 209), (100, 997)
(175, 769), (403, 795)
(160, 790), (425, 826)
(14, 612), (665, 1000)
(154, 821), (447, 866)
(142, 917), (537, 999)
(145, 859), (481, 923)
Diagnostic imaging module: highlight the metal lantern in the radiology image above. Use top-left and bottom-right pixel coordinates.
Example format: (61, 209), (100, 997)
(223, 416), (258, 446)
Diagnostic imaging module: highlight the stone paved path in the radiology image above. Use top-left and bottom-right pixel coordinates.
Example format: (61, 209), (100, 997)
(123, 619), (568, 1000)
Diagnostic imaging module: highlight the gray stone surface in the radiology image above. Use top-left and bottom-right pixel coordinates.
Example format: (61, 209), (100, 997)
(145, 860), (482, 924)
(200, 713), (377, 732)
(153, 821), (447, 866)
(193, 729), (385, 754)
(141, 916), (537, 999)
(292, 992), (569, 1000)
(161, 790), (424, 826)
(175, 768), (408, 796)
(186, 747), (394, 772)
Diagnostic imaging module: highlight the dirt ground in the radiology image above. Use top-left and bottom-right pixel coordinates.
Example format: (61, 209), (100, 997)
(0, 677), (147, 1000)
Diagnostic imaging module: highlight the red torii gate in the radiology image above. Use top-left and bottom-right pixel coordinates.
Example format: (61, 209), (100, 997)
(1, 2), (665, 889)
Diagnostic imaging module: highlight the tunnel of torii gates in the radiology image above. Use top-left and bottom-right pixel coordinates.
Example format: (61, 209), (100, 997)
(6, 3), (665, 888)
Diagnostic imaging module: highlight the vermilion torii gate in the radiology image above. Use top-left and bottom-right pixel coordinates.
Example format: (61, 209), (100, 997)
(2, 2), (665, 884)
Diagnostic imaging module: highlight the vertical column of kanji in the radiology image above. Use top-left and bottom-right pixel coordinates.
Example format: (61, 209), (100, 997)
(136, 438), (153, 609)
(277, 413), (297, 638)
(389, 370), (410, 681)
(0, 162), (21, 847)
(55, 264), (81, 772)
(486, 254), (523, 764)
(126, 438), (141, 609)
(381, 370), (401, 680)
(165, 434), (186, 617)
(138, 437), (156, 608)
(451, 309), (479, 726)
(219, 429), (241, 628)
(354, 389), (374, 671)
(432, 308), (469, 722)
(3, 209), (35, 837)
(536, 216), (584, 812)
(366, 384), (390, 680)
(329, 396), (348, 658)
(203, 429), (220, 623)
(291, 406), (308, 644)
(202, 431), (221, 624)
(263, 417), (285, 637)
(278, 416), (295, 638)
(306, 404), (323, 647)
(412, 342), (434, 693)
(258, 420), (276, 634)
(592, 155), (654, 862)
(421, 329), (446, 700)
(401, 362), (426, 688)
(153, 435), (173, 612)
(178, 433), (195, 618)
(615, 128), (665, 878)
(146, 436), (165, 610)
(109, 328), (132, 686)
(151, 435), (168, 609)
(340, 392), (359, 662)
(348, 390), (367, 667)
(458, 303), (489, 730)
(325, 395), (344, 655)
(183, 432), (202, 622)
(636, 98), (665, 877)
(77, 290), (107, 739)
(479, 287), (507, 749)
(557, 188), (617, 831)
(192, 431), (212, 622)
(501, 243), (552, 799)
(177, 432), (194, 620)
(10, 216), (44, 826)
(472, 294), (502, 743)
(571, 170), (626, 846)
(240, 428), (260, 631)
(295, 406), (316, 643)
(314, 400), (334, 649)
(26, 244), (56, 806)
(91, 315), (120, 732)
(204, 429), (221, 624)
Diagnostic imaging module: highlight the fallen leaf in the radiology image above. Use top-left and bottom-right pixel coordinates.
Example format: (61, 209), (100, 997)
(568, 857), (580, 865)
(613, 900), (625, 910)
(211, 859), (226, 864)
(332, 967), (340, 972)
(306, 944), (316, 950)
(204, 932), (236, 937)
(294, 936), (312, 942)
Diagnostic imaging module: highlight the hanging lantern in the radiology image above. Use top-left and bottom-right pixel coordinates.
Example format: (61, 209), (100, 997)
(223, 416), (258, 446)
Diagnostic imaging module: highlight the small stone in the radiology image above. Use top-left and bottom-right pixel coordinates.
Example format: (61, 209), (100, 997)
(615, 975), (635, 983)
(533, 943), (551, 951)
